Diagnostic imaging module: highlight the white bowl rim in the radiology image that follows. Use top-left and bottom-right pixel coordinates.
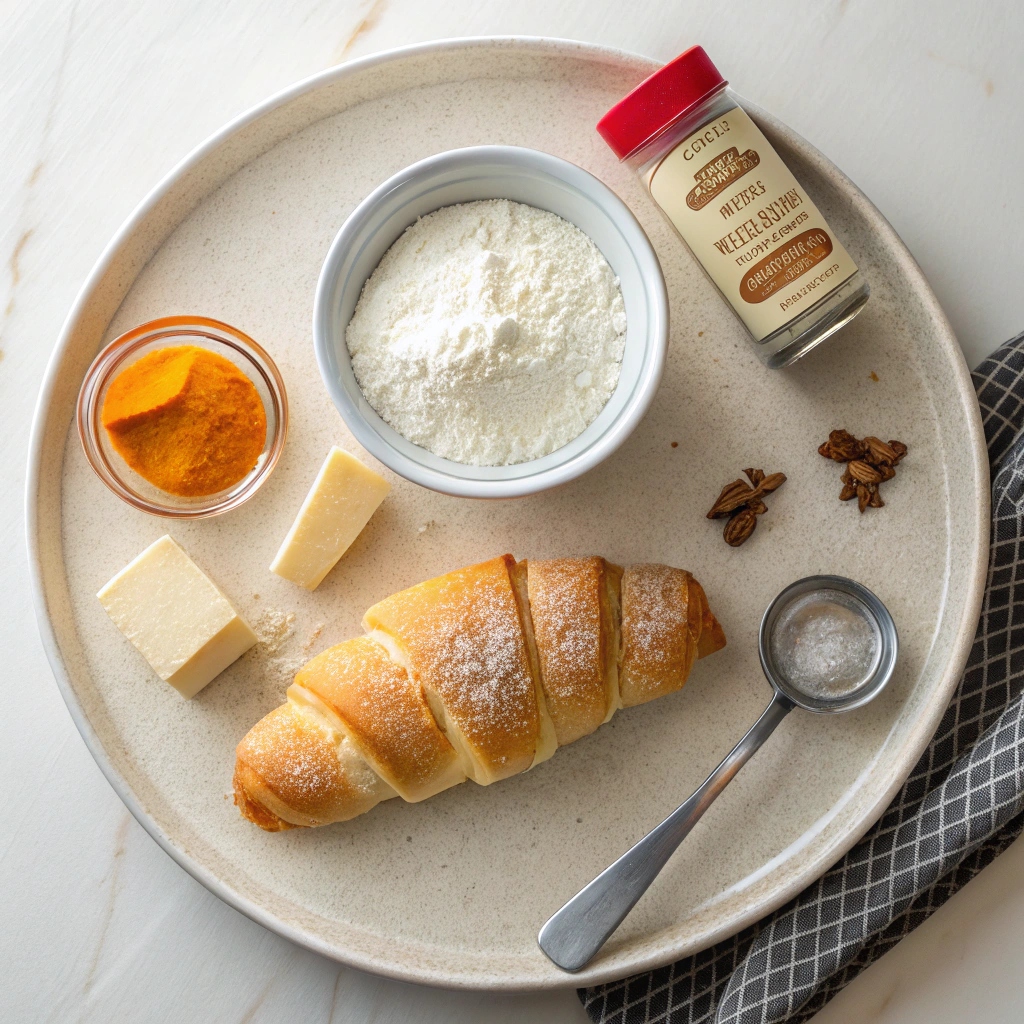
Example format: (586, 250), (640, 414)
(312, 144), (669, 498)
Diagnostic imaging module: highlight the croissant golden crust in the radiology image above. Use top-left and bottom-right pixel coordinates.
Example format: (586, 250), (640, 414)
(234, 555), (725, 830)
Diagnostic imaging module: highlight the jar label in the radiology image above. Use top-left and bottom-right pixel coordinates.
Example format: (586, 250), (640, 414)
(648, 106), (858, 342)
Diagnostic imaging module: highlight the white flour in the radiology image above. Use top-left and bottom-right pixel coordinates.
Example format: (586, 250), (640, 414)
(346, 199), (627, 466)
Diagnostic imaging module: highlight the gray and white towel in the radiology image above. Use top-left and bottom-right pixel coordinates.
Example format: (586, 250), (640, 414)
(581, 331), (1024, 1024)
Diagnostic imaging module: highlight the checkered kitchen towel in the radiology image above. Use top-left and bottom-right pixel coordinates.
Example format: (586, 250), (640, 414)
(581, 331), (1024, 1024)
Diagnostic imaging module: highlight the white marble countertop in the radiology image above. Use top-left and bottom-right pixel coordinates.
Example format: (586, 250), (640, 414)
(3, 2), (1022, 1021)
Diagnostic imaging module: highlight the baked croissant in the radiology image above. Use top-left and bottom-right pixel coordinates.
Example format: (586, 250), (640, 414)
(234, 555), (725, 830)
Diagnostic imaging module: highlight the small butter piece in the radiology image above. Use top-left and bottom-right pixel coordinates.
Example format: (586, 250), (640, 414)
(270, 447), (390, 590)
(98, 535), (257, 699)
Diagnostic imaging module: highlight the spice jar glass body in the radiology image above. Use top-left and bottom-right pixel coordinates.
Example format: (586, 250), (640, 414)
(615, 79), (869, 368)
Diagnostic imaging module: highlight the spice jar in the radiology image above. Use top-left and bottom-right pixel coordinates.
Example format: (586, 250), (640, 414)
(598, 46), (869, 369)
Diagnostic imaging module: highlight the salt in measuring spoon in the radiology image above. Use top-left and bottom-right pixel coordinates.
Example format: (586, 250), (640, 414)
(538, 575), (898, 972)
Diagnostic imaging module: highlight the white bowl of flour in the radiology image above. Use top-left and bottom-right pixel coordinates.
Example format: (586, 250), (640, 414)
(314, 146), (668, 498)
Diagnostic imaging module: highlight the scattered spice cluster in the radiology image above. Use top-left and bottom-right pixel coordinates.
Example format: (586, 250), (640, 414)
(818, 429), (908, 512)
(707, 468), (787, 547)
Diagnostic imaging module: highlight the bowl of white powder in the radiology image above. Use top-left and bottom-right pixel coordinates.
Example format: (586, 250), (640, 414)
(314, 146), (668, 498)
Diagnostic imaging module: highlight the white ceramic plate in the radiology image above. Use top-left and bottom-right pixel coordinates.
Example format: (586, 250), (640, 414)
(27, 38), (988, 989)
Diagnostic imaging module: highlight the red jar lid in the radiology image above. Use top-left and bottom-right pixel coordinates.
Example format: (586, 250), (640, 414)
(597, 46), (727, 160)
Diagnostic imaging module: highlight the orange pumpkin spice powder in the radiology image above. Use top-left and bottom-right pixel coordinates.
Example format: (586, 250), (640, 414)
(102, 345), (267, 497)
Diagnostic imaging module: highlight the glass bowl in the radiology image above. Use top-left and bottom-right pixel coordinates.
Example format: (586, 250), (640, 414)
(77, 315), (288, 518)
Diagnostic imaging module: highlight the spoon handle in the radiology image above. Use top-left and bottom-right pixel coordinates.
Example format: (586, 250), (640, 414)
(538, 690), (795, 972)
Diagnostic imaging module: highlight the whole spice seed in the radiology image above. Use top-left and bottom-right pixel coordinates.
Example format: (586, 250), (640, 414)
(724, 508), (758, 546)
(856, 483), (871, 513)
(818, 429), (865, 462)
(757, 472), (787, 493)
(839, 469), (858, 502)
(848, 460), (882, 484)
(706, 478), (758, 518)
(707, 467), (787, 546)
(818, 429), (907, 513)
(864, 436), (898, 464)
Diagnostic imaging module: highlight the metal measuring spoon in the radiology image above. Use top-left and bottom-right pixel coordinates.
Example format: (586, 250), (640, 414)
(538, 575), (898, 972)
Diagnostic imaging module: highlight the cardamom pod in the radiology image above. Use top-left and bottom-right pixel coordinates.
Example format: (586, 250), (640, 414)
(889, 440), (908, 464)
(848, 460), (882, 484)
(706, 479), (757, 519)
(818, 429), (865, 462)
(863, 436), (898, 465)
(724, 508), (758, 546)
(856, 483), (871, 513)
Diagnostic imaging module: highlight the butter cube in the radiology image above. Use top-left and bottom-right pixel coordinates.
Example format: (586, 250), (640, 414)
(98, 535), (257, 699)
(270, 447), (390, 590)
